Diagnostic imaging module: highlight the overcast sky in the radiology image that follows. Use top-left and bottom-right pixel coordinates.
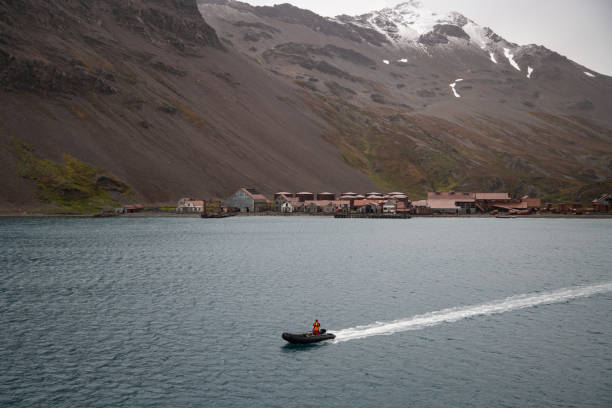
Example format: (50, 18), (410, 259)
(243, 0), (612, 76)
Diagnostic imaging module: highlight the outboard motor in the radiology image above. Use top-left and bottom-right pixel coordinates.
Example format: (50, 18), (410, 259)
(319, 329), (327, 335)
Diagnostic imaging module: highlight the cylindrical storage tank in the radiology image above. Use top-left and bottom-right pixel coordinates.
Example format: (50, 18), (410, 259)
(390, 194), (409, 202)
(296, 192), (315, 202)
(317, 192), (336, 200)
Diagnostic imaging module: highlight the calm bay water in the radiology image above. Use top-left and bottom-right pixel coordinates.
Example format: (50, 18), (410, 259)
(1, 216), (611, 407)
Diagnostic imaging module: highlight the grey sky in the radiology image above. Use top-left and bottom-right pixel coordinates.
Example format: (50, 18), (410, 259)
(243, 0), (612, 76)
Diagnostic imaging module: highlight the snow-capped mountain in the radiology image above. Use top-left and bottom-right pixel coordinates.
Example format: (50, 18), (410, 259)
(337, 1), (488, 46)
(337, 2), (540, 76)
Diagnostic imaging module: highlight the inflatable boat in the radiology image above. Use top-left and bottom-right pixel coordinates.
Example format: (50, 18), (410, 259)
(282, 329), (335, 344)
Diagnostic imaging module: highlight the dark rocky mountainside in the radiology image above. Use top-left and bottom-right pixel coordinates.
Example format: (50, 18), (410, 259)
(198, 0), (612, 201)
(0, 0), (378, 211)
(1, 0), (611, 211)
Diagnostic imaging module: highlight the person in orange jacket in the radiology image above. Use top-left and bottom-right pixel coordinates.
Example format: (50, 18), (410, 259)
(312, 319), (320, 335)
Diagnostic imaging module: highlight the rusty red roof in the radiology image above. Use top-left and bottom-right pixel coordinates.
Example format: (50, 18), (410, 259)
(524, 198), (541, 207)
(241, 188), (269, 201)
(491, 201), (528, 210)
(475, 193), (510, 200)
(427, 199), (460, 209)
(353, 200), (385, 207)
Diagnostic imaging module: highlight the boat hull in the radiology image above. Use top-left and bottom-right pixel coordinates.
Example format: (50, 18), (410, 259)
(282, 332), (335, 344)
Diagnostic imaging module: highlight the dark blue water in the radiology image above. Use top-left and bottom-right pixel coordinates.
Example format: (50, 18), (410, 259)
(1, 217), (611, 407)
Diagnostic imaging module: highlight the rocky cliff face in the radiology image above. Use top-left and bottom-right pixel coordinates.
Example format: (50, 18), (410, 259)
(0, 0), (611, 211)
(0, 0), (222, 94)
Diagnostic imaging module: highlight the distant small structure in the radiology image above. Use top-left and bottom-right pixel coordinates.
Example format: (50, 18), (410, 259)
(123, 204), (144, 213)
(592, 194), (611, 212)
(428, 192), (476, 214)
(176, 198), (204, 214)
(421, 191), (543, 215)
(274, 194), (300, 213)
(383, 200), (397, 214)
(302, 200), (350, 214)
(356, 202), (381, 214)
(223, 188), (270, 213)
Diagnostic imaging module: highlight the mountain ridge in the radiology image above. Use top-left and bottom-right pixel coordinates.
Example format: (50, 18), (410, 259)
(0, 0), (610, 212)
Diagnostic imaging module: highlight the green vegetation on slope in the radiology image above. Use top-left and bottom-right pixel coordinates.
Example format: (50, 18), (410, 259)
(13, 139), (133, 213)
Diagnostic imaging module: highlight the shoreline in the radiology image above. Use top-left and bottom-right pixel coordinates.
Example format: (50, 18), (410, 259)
(1, 212), (612, 219)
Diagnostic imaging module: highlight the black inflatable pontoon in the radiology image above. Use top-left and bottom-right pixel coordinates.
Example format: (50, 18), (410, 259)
(282, 329), (335, 344)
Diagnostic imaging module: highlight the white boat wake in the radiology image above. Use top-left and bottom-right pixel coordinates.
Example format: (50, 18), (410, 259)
(333, 282), (612, 342)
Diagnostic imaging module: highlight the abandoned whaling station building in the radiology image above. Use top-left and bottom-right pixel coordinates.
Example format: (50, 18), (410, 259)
(411, 192), (542, 215)
(217, 187), (552, 215)
(176, 198), (205, 214)
(272, 191), (411, 214)
(223, 188), (271, 213)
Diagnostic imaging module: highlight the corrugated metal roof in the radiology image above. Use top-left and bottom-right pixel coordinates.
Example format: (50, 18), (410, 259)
(475, 193), (510, 200)
(427, 199), (460, 209)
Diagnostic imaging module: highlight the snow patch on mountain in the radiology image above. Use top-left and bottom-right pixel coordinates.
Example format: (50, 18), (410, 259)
(398, 58), (408, 63)
(449, 82), (460, 98)
(461, 21), (491, 49)
(504, 48), (521, 71)
(383, 59), (390, 65)
(527, 66), (534, 79)
(489, 52), (498, 64)
(584, 71), (595, 78)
